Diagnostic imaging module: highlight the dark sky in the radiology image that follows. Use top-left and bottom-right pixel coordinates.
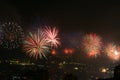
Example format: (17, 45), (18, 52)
(0, 1), (120, 40)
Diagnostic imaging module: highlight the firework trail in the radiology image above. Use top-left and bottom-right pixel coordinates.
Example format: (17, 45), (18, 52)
(82, 33), (102, 57)
(23, 29), (50, 59)
(44, 26), (60, 48)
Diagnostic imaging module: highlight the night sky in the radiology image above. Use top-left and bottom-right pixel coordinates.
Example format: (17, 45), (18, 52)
(1, 1), (120, 34)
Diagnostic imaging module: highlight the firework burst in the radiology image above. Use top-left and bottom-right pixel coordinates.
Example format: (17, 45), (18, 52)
(82, 33), (102, 57)
(105, 43), (120, 61)
(23, 29), (50, 59)
(0, 22), (24, 49)
(44, 26), (60, 48)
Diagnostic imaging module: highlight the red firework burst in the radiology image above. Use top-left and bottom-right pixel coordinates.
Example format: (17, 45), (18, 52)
(23, 29), (50, 59)
(82, 33), (102, 57)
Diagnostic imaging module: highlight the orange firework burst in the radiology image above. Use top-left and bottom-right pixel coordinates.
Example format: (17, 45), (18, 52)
(63, 48), (74, 54)
(51, 49), (57, 55)
(82, 33), (102, 57)
(105, 43), (120, 61)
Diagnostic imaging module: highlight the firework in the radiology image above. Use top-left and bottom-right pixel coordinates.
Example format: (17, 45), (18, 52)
(63, 48), (74, 54)
(69, 48), (74, 54)
(105, 43), (120, 61)
(44, 26), (60, 48)
(82, 33), (102, 57)
(23, 29), (50, 59)
(51, 49), (57, 55)
(64, 48), (69, 54)
(0, 22), (24, 49)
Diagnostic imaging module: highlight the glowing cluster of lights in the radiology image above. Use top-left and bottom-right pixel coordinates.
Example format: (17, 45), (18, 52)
(100, 67), (109, 73)
(63, 48), (74, 54)
(51, 49), (57, 55)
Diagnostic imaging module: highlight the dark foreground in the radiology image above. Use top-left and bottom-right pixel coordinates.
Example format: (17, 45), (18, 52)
(0, 62), (120, 80)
